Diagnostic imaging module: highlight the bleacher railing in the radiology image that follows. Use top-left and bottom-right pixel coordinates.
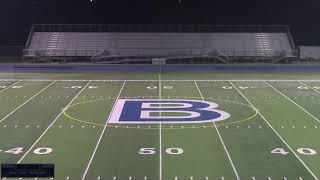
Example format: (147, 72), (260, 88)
(31, 24), (291, 33)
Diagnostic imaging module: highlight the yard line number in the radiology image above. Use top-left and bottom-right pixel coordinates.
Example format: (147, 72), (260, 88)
(139, 147), (183, 155)
(147, 86), (173, 90)
(271, 148), (317, 156)
(3, 147), (52, 155)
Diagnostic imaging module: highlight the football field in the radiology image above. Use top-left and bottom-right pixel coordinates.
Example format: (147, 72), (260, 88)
(1, 76), (320, 180)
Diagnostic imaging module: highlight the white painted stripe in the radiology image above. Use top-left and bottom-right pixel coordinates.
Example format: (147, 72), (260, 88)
(230, 81), (318, 180)
(82, 81), (126, 180)
(265, 81), (320, 124)
(0, 81), (56, 124)
(159, 74), (162, 180)
(0, 81), (21, 93)
(194, 81), (240, 180)
(17, 81), (91, 163)
(0, 79), (320, 82)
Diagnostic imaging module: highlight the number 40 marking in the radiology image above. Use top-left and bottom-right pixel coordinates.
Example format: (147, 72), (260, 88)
(271, 147), (317, 156)
(3, 147), (53, 155)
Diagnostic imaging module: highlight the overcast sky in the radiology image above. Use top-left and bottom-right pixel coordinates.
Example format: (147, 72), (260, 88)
(0, 0), (319, 46)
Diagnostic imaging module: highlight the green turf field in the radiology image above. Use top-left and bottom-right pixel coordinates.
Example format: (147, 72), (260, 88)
(1, 75), (320, 180)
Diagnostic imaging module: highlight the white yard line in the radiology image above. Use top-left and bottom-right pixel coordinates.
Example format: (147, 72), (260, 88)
(194, 81), (240, 180)
(0, 81), (56, 124)
(159, 74), (163, 180)
(299, 81), (320, 94)
(82, 81), (126, 180)
(0, 81), (21, 93)
(0, 79), (320, 82)
(265, 81), (320, 124)
(230, 81), (318, 180)
(17, 81), (92, 163)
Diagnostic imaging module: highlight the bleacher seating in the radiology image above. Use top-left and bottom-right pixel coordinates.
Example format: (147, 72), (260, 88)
(299, 46), (320, 60)
(23, 25), (297, 63)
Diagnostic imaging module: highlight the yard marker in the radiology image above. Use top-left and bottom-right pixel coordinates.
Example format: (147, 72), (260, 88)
(18, 81), (92, 164)
(300, 81), (320, 94)
(0, 81), (21, 94)
(82, 81), (126, 180)
(0, 81), (56, 124)
(230, 81), (319, 180)
(266, 82), (320, 124)
(195, 81), (240, 180)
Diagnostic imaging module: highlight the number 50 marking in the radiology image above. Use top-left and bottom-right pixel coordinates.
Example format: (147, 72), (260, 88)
(139, 147), (183, 155)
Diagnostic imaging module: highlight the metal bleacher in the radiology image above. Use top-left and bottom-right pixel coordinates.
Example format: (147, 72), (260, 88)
(299, 46), (320, 60)
(23, 24), (298, 63)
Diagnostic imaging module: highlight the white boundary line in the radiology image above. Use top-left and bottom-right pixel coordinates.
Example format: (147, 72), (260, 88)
(194, 81), (240, 180)
(0, 81), (21, 93)
(230, 81), (318, 180)
(299, 81), (320, 94)
(17, 81), (92, 163)
(0, 81), (56, 124)
(1, 79), (320, 82)
(265, 81), (320, 124)
(82, 81), (126, 180)
(159, 74), (163, 180)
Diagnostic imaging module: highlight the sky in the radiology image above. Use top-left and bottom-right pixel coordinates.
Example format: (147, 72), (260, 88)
(0, 0), (319, 46)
